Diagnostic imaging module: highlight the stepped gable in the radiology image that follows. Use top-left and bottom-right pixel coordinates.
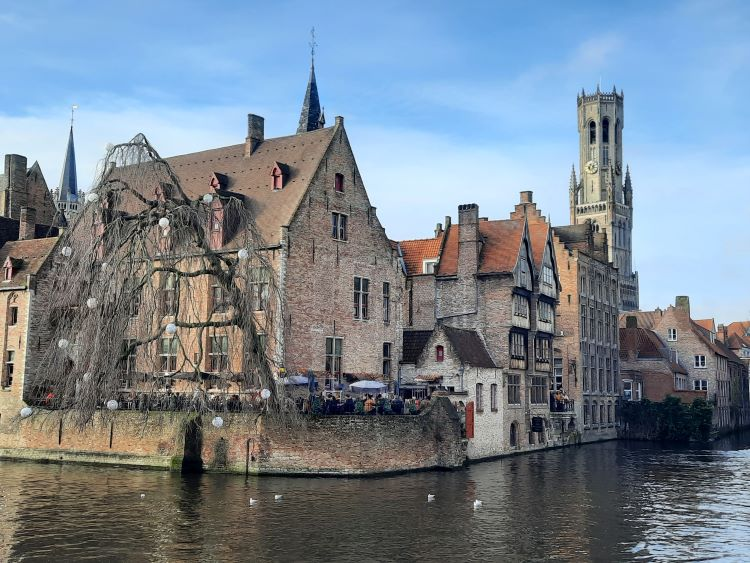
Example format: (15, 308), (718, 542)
(437, 219), (524, 276)
(165, 126), (336, 246)
(398, 235), (443, 275)
(442, 326), (496, 368)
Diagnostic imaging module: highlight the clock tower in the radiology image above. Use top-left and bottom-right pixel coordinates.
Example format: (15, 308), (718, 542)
(569, 85), (639, 311)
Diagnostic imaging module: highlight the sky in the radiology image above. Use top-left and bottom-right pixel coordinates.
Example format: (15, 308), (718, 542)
(0, 0), (748, 323)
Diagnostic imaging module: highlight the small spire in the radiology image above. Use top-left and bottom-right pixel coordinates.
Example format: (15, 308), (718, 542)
(596, 83), (601, 94)
(58, 106), (79, 204)
(297, 27), (324, 134)
(569, 164), (578, 191)
(612, 84), (617, 94)
(581, 87), (586, 97)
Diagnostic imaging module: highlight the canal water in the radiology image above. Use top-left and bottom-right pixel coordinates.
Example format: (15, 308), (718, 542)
(2, 433), (750, 562)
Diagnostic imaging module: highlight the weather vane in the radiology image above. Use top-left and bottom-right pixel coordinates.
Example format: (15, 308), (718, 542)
(309, 27), (317, 63)
(70, 104), (79, 128)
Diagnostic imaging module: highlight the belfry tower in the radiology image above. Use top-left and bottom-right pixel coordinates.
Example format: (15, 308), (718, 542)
(569, 86), (639, 310)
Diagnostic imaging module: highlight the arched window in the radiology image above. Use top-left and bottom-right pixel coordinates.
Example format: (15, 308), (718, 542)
(436, 345), (444, 362)
(592, 401), (598, 423)
(510, 422), (518, 447)
(615, 119), (620, 144)
(589, 121), (596, 144)
(602, 118), (610, 143)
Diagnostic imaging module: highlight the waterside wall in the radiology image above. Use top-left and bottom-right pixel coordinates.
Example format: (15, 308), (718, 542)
(0, 397), (465, 475)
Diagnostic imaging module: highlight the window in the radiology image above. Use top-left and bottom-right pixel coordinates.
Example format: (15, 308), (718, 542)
(423, 260), (438, 274)
(542, 266), (554, 287)
(272, 170), (282, 190)
(553, 357), (563, 390)
(436, 345), (444, 362)
(128, 285), (141, 318)
(325, 337), (342, 375)
(3, 265), (11, 281)
(535, 337), (551, 364)
(161, 273), (178, 316)
(589, 121), (596, 144)
(602, 118), (610, 143)
(668, 328), (677, 341)
(510, 332), (527, 369)
(580, 305), (586, 338)
(8, 306), (18, 326)
(600, 404), (605, 425)
(538, 300), (553, 324)
(507, 374), (521, 404)
(250, 268), (270, 311)
(590, 307), (595, 336)
(584, 402), (590, 425)
(120, 339), (137, 388)
(334, 173), (344, 193)
(476, 383), (484, 412)
(603, 145), (609, 166)
(209, 335), (229, 372)
(693, 379), (708, 391)
(592, 401), (598, 423)
(331, 212), (348, 241)
(518, 257), (529, 287)
(531, 376), (546, 404)
(382, 342), (392, 376)
(353, 277), (370, 319)
(694, 355), (706, 368)
(513, 294), (529, 319)
(211, 278), (228, 313)
(382, 282), (390, 324)
(5, 350), (14, 387)
(159, 337), (178, 372)
(490, 384), (498, 411)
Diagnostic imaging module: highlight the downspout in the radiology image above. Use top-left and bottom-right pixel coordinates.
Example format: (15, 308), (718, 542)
(275, 226), (289, 368)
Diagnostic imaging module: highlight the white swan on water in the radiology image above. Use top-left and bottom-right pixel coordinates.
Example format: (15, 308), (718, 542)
(427, 494), (436, 502)
(249, 498), (258, 505)
(274, 494), (283, 501)
(473, 500), (482, 509)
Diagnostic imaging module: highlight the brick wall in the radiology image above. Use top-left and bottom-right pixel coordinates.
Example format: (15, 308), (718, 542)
(0, 397), (465, 475)
(283, 123), (404, 378)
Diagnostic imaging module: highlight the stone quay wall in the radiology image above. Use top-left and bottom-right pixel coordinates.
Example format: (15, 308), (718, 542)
(0, 397), (465, 475)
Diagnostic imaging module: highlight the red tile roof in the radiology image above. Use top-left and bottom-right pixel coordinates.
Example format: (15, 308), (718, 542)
(399, 235), (443, 276)
(694, 319), (715, 332)
(527, 221), (549, 272)
(725, 321), (750, 338)
(437, 219), (524, 276)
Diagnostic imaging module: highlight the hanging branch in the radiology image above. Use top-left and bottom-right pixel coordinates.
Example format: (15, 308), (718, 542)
(28, 133), (295, 428)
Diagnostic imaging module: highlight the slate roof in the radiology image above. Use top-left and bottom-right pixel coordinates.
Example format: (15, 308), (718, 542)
(58, 127), (78, 202)
(443, 325), (496, 368)
(437, 219), (524, 276)
(402, 330), (433, 363)
(0, 237), (59, 286)
(164, 125), (337, 247)
(399, 235), (443, 276)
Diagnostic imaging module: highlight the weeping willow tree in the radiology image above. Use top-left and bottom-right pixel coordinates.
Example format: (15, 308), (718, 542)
(28, 134), (294, 427)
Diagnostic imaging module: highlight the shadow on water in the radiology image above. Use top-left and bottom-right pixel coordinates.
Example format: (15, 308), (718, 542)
(1, 432), (750, 561)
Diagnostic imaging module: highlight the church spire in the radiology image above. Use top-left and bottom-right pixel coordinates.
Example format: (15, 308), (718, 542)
(58, 106), (78, 203)
(297, 28), (324, 134)
(569, 164), (578, 191)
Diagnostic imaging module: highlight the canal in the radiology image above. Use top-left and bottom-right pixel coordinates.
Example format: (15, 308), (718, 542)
(1, 433), (750, 562)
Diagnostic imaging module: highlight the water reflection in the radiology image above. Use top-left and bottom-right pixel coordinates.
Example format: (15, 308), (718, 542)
(1, 433), (749, 561)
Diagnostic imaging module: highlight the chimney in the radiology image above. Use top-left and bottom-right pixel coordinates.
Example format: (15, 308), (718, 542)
(444, 215), (451, 230)
(520, 191), (533, 204)
(718, 323), (728, 342)
(434, 222), (443, 237)
(245, 114), (265, 156)
(19, 207), (36, 240)
(675, 296), (691, 317)
(625, 315), (638, 329)
(335, 116), (344, 127)
(4, 154), (28, 218)
(457, 203), (480, 275)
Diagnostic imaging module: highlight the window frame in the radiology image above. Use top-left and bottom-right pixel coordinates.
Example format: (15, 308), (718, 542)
(694, 355), (707, 368)
(668, 328), (677, 341)
(325, 336), (343, 376)
(331, 212), (348, 241)
(209, 335), (229, 372)
(382, 282), (390, 324)
(334, 173), (345, 193)
(475, 382), (484, 412)
(159, 337), (178, 373)
(490, 383), (498, 412)
(8, 306), (18, 326)
(507, 374), (521, 405)
(382, 342), (392, 376)
(353, 276), (370, 320)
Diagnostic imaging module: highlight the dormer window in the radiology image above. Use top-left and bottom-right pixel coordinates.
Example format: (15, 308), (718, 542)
(3, 257), (15, 281)
(334, 173), (344, 193)
(436, 345), (444, 362)
(270, 162), (289, 191)
(423, 259), (438, 274)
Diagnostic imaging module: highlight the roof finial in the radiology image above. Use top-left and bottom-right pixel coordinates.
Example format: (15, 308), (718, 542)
(309, 27), (317, 66)
(70, 104), (78, 128)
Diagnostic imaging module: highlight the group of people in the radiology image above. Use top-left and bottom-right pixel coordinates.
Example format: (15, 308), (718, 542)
(550, 389), (572, 412)
(295, 392), (429, 416)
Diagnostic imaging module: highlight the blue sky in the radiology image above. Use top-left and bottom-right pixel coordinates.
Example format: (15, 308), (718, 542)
(0, 0), (748, 322)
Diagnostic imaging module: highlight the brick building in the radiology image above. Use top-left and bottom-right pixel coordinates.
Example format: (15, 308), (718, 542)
(19, 62), (404, 404)
(551, 220), (620, 442)
(0, 153), (62, 229)
(398, 195), (562, 459)
(620, 297), (750, 432)
(618, 320), (704, 404)
(718, 321), (750, 371)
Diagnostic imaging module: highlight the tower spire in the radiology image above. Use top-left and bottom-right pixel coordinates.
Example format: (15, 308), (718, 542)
(297, 27), (323, 134)
(58, 106), (78, 204)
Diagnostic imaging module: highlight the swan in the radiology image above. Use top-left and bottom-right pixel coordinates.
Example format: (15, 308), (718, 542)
(473, 500), (482, 509)
(427, 494), (436, 502)
(140, 493), (146, 499)
(274, 494), (283, 501)
(249, 498), (258, 505)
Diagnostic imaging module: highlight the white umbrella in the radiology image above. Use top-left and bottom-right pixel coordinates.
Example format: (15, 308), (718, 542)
(281, 375), (309, 385)
(349, 380), (387, 392)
